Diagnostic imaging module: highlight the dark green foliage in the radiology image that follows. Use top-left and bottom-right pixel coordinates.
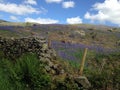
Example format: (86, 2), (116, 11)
(113, 66), (120, 89)
(0, 50), (4, 59)
(85, 70), (109, 89)
(0, 53), (51, 90)
(0, 65), (14, 90)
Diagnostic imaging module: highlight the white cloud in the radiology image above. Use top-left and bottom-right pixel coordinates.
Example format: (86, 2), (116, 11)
(85, 12), (109, 23)
(45, 0), (63, 3)
(62, 1), (75, 8)
(0, 2), (39, 15)
(66, 16), (82, 24)
(84, 0), (120, 25)
(25, 17), (59, 24)
(24, 0), (37, 5)
(10, 16), (18, 21)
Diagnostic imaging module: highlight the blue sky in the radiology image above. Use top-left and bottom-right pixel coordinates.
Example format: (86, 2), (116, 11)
(0, 0), (120, 26)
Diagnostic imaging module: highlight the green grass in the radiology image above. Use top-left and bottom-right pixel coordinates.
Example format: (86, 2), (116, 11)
(0, 30), (19, 37)
(84, 52), (120, 90)
(62, 50), (120, 90)
(0, 53), (51, 90)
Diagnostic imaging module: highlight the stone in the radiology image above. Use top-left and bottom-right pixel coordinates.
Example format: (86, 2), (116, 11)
(48, 61), (54, 67)
(42, 44), (48, 50)
(69, 30), (86, 38)
(50, 69), (56, 75)
(60, 69), (65, 74)
(74, 76), (91, 89)
(45, 66), (51, 72)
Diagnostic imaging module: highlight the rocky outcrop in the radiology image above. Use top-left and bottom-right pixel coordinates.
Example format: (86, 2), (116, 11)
(74, 76), (91, 89)
(69, 30), (86, 38)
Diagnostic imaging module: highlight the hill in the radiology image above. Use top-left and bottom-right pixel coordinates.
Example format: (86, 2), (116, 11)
(0, 19), (8, 23)
(0, 22), (120, 90)
(0, 22), (120, 49)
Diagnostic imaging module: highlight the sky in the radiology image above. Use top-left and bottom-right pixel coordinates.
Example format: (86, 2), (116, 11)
(0, 0), (120, 27)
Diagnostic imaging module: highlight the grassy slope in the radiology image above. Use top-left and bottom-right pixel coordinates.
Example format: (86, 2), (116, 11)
(0, 22), (120, 90)
(1, 22), (120, 49)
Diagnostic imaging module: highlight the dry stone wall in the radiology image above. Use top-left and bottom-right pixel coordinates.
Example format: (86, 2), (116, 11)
(0, 37), (68, 75)
(0, 36), (56, 60)
(0, 36), (64, 75)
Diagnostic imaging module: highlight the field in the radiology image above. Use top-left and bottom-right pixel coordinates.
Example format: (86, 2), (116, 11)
(0, 21), (120, 90)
